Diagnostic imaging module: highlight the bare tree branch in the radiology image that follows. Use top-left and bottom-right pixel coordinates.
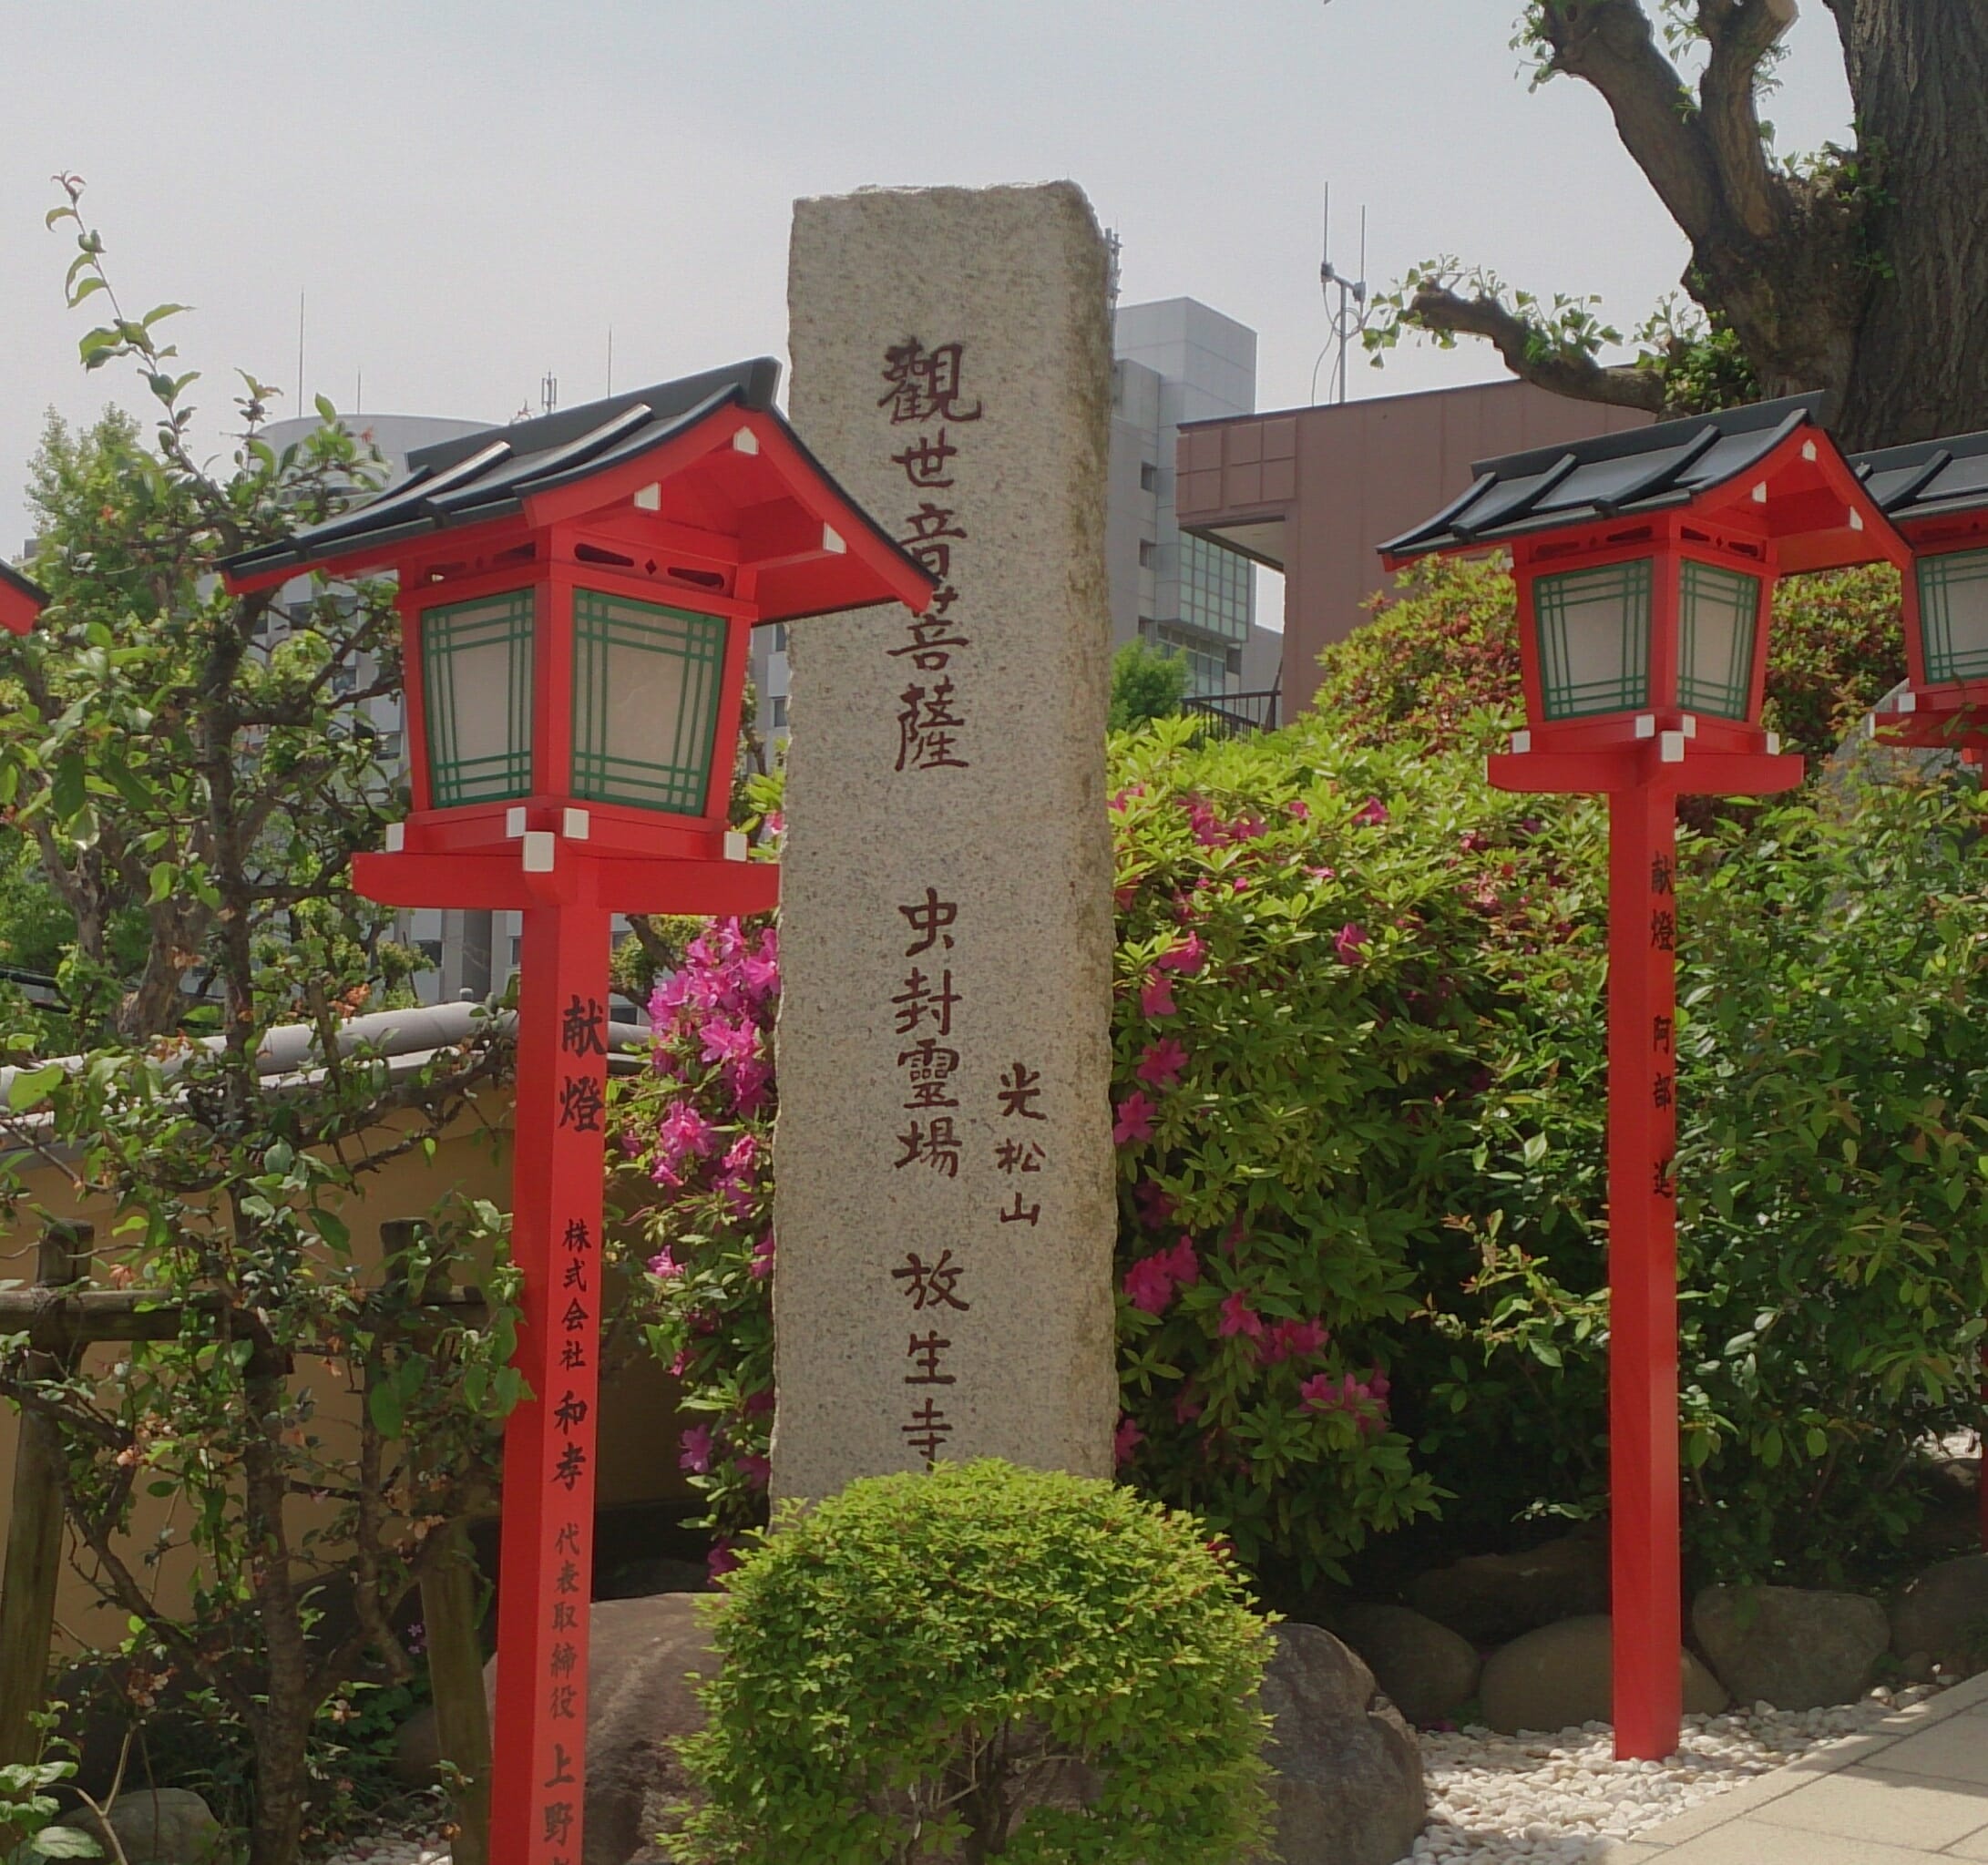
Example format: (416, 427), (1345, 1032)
(1697, 0), (1799, 239)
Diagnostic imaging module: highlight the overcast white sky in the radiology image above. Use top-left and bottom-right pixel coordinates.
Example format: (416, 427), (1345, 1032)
(1, 2), (1856, 561)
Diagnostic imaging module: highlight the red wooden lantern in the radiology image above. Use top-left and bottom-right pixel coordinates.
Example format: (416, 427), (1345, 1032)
(1860, 426), (1988, 1559)
(1383, 395), (1906, 1762)
(224, 360), (932, 1865)
(0, 562), (47, 635)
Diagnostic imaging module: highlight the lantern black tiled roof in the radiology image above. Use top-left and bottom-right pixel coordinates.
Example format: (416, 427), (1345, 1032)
(1852, 428), (1988, 524)
(1381, 394), (1829, 561)
(221, 358), (918, 589)
(0, 561), (46, 610)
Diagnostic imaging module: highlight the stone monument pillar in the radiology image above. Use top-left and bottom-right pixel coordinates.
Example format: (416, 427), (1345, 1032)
(774, 182), (1119, 1500)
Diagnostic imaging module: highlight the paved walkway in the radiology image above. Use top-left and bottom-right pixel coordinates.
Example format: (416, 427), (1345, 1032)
(1617, 1668), (1988, 1863)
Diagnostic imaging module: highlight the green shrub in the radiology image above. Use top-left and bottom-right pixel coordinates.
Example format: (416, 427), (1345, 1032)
(668, 1460), (1275, 1865)
(1108, 638), (1193, 733)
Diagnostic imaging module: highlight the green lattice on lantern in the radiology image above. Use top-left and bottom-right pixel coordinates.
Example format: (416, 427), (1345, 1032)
(1677, 560), (1760, 720)
(422, 589), (537, 806)
(1918, 547), (1988, 684)
(570, 590), (727, 814)
(1535, 558), (1652, 720)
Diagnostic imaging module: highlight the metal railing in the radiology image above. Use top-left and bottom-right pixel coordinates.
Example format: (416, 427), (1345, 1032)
(1182, 685), (1281, 738)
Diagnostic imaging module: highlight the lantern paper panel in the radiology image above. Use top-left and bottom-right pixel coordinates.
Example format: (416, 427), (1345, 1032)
(1918, 547), (1988, 685)
(423, 589), (538, 806)
(1536, 558), (1653, 721)
(1676, 561), (1759, 721)
(569, 589), (727, 815)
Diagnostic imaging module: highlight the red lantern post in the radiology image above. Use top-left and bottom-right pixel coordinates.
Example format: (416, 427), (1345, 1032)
(1384, 396), (1906, 1758)
(225, 363), (931, 1865)
(1860, 424), (1988, 1555)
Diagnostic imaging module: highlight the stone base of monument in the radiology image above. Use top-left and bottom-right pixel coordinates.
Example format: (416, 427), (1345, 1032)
(496, 1597), (1427, 1865)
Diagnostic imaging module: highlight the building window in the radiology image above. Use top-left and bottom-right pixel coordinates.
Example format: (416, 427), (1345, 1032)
(510, 937), (523, 969)
(772, 622), (788, 654)
(771, 695), (789, 729)
(1179, 533), (1252, 644)
(1154, 624), (1231, 700)
(1140, 461), (1159, 494)
(1138, 539), (1157, 569)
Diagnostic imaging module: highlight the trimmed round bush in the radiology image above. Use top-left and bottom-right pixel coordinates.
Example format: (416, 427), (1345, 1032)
(669, 1459), (1275, 1864)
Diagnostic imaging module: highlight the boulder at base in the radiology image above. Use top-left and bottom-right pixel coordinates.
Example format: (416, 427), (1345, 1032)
(1692, 1584), (1889, 1710)
(1255, 1623), (1428, 1865)
(54, 1788), (225, 1865)
(1325, 1603), (1481, 1727)
(1406, 1534), (1609, 1648)
(485, 1593), (716, 1865)
(1891, 1554), (1988, 1680)
(492, 1599), (1422, 1865)
(1479, 1615), (1728, 1736)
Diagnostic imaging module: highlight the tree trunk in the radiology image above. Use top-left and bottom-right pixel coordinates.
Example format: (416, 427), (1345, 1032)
(1834, 1), (1988, 448)
(247, 1709), (311, 1865)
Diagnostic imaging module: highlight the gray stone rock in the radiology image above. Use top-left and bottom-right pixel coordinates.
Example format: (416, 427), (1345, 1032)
(1692, 1583), (1889, 1709)
(1891, 1553), (1988, 1680)
(55, 1789), (225, 1865)
(1407, 1534), (1610, 1648)
(1479, 1615), (1728, 1736)
(392, 1699), (442, 1788)
(593, 1556), (710, 1602)
(486, 1593), (716, 1865)
(1255, 1623), (1427, 1865)
(1324, 1604), (1481, 1727)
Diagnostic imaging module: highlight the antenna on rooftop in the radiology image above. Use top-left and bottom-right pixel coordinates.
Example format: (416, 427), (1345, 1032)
(541, 371), (559, 417)
(1309, 184), (1371, 406)
(1103, 227), (1122, 309)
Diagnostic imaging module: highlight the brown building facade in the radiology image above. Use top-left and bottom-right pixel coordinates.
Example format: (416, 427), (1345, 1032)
(1174, 379), (1653, 712)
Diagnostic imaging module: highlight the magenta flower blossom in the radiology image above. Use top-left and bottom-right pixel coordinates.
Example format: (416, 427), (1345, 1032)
(1217, 1291), (1265, 1342)
(1122, 1252), (1178, 1316)
(1286, 798), (1311, 820)
(668, 1347), (692, 1378)
(1159, 1235), (1201, 1289)
(1154, 932), (1207, 976)
(1114, 1416), (1144, 1465)
(648, 1245), (685, 1281)
(707, 1539), (741, 1580)
(749, 1233), (777, 1281)
(1264, 1317), (1329, 1363)
(679, 1423), (714, 1475)
(1133, 1179), (1177, 1229)
(1112, 1091), (1156, 1147)
(1140, 973), (1177, 1019)
(723, 1132), (759, 1175)
(743, 1387), (775, 1418)
(1335, 923), (1369, 966)
(738, 1451), (772, 1490)
(1352, 795), (1389, 827)
(726, 1056), (773, 1116)
(1135, 1037), (1189, 1088)
(658, 1100), (718, 1163)
(701, 1018), (759, 1067)
(1109, 784), (1146, 812)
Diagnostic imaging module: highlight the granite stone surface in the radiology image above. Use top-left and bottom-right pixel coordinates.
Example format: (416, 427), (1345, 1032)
(773, 183), (1119, 1500)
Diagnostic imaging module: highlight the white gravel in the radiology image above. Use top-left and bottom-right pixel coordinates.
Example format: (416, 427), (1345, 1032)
(1403, 1681), (1950, 1863)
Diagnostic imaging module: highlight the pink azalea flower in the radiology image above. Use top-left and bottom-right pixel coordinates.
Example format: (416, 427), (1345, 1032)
(1133, 1180), (1177, 1229)
(658, 1101), (718, 1163)
(1140, 973), (1177, 1019)
(1154, 932), (1207, 976)
(1114, 1416), (1145, 1465)
(723, 1132), (759, 1175)
(1264, 1317), (1330, 1363)
(1159, 1235), (1200, 1289)
(743, 1387), (776, 1418)
(1352, 795), (1389, 827)
(668, 1348), (693, 1378)
(1135, 1037), (1189, 1088)
(701, 1018), (759, 1067)
(1110, 784), (1146, 812)
(1335, 923), (1369, 966)
(763, 810), (785, 836)
(1122, 1252), (1178, 1316)
(1217, 1291), (1265, 1342)
(648, 1245), (685, 1281)
(1305, 865), (1337, 882)
(749, 1234), (777, 1281)
(1286, 799), (1311, 819)
(738, 1451), (772, 1490)
(707, 1539), (741, 1580)
(1112, 1091), (1155, 1147)
(679, 1423), (713, 1475)
(727, 1056), (774, 1116)
(1298, 1372), (1339, 1411)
